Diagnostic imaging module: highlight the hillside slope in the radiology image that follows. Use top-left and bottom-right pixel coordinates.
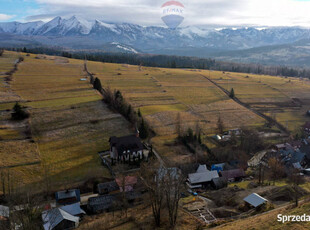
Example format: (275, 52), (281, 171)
(0, 51), (133, 189)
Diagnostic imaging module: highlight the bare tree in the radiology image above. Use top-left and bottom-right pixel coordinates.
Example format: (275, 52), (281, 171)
(0, 169), (16, 200)
(41, 162), (54, 200)
(114, 164), (129, 217)
(140, 161), (165, 227)
(163, 168), (184, 228)
(8, 186), (43, 230)
(288, 169), (305, 207)
(268, 157), (285, 185)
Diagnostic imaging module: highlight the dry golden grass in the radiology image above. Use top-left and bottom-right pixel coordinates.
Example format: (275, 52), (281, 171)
(0, 51), (133, 188)
(87, 62), (267, 163)
(79, 203), (200, 230)
(215, 201), (310, 230)
(88, 63), (265, 135)
(202, 70), (310, 134)
(0, 140), (40, 167)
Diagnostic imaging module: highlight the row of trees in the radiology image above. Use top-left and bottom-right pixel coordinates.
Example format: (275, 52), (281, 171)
(89, 74), (150, 139)
(6, 46), (310, 79)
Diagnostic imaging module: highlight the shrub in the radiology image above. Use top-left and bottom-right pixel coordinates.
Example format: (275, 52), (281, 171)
(93, 77), (102, 91)
(11, 102), (29, 120)
(229, 88), (235, 98)
(139, 118), (149, 139)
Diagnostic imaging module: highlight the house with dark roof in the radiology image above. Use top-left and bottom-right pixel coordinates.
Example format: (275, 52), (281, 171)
(55, 189), (80, 205)
(97, 181), (120, 195)
(87, 191), (142, 214)
(211, 177), (227, 190)
(280, 149), (306, 167)
(220, 169), (246, 182)
(109, 135), (147, 163)
(88, 195), (116, 213)
(187, 171), (219, 189)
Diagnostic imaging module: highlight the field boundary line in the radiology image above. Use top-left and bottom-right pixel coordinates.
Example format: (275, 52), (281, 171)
(200, 73), (289, 135)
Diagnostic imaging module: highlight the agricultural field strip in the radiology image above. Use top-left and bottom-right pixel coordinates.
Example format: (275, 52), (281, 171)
(200, 72), (290, 133)
(4, 54), (133, 185)
(89, 62), (266, 137)
(208, 70), (310, 132)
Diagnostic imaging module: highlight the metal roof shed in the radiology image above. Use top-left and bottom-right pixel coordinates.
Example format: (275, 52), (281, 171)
(188, 171), (219, 184)
(59, 203), (86, 216)
(243, 193), (268, 208)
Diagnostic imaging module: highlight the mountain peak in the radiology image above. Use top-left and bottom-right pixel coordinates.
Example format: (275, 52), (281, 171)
(51, 16), (62, 22)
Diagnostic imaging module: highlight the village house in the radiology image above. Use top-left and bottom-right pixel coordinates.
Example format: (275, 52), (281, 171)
(187, 168), (219, 189)
(109, 135), (148, 163)
(97, 181), (120, 195)
(42, 207), (81, 230)
(220, 169), (246, 182)
(88, 195), (115, 214)
(211, 177), (227, 190)
(55, 189), (81, 206)
(87, 191), (142, 214)
(279, 148), (306, 168)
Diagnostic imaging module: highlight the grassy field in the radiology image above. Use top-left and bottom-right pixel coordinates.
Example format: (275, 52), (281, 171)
(207, 70), (310, 133)
(87, 63), (272, 162)
(2, 51), (310, 186)
(0, 51), (133, 189)
(88, 63), (265, 137)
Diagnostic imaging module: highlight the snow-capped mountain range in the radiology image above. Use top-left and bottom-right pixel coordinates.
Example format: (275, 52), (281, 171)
(1, 16), (310, 63)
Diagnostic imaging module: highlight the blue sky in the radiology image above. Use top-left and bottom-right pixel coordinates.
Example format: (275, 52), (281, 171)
(0, 0), (40, 21)
(1, 0), (310, 27)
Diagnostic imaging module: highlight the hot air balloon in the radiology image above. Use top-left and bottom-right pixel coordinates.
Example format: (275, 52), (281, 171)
(161, 1), (185, 29)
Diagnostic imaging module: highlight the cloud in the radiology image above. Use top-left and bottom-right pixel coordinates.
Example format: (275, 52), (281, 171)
(21, 0), (310, 27)
(0, 14), (15, 21)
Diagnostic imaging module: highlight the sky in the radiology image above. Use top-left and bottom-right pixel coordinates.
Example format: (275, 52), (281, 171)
(1, 0), (310, 27)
